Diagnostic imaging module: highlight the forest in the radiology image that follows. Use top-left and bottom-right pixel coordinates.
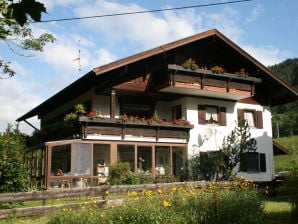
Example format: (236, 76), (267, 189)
(269, 58), (298, 137)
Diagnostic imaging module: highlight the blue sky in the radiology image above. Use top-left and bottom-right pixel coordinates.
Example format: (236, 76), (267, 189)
(0, 0), (297, 134)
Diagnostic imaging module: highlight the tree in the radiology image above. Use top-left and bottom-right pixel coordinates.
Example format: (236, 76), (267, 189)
(269, 58), (298, 137)
(0, 124), (30, 193)
(193, 121), (257, 181)
(0, 0), (55, 78)
(219, 121), (257, 180)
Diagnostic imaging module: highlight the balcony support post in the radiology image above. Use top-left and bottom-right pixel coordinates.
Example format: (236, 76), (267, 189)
(110, 88), (116, 118)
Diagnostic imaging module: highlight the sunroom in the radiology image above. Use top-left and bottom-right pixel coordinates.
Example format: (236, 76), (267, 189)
(46, 140), (187, 189)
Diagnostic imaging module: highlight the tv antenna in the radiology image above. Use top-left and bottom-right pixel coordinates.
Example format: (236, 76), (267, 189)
(73, 39), (82, 73)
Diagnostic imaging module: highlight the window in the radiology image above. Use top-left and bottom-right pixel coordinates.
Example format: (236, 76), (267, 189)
(117, 145), (135, 171)
(172, 147), (185, 176)
(244, 111), (255, 127)
(198, 105), (226, 126)
(119, 97), (155, 119)
(72, 143), (92, 176)
(137, 146), (152, 172)
(94, 144), (110, 176)
(206, 106), (218, 124)
(238, 109), (263, 129)
(240, 152), (266, 173)
(172, 105), (182, 120)
(155, 146), (170, 175)
(51, 144), (71, 176)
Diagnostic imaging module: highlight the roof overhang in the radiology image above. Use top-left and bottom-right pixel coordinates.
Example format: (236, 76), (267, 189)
(17, 29), (298, 122)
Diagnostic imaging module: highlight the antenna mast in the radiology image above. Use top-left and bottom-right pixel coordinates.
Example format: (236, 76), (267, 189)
(73, 39), (82, 73)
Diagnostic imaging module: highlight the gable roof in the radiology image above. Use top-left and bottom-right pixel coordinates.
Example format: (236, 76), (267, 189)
(273, 140), (290, 155)
(17, 29), (298, 122)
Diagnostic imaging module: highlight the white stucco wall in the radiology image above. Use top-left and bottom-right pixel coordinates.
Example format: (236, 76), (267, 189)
(185, 97), (274, 182)
(90, 94), (274, 182)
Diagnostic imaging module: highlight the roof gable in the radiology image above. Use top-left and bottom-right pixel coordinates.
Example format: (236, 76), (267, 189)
(17, 29), (298, 121)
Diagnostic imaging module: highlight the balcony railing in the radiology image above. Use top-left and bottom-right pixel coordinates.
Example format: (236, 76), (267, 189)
(153, 64), (262, 100)
(79, 116), (194, 143)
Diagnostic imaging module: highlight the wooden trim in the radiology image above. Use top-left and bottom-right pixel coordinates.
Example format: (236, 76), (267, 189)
(256, 110), (263, 129)
(198, 105), (206, 124)
(219, 107), (227, 126)
(237, 108), (245, 125)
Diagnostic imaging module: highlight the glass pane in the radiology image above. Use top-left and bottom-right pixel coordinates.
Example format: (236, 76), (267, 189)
(94, 144), (110, 176)
(122, 104), (151, 118)
(246, 152), (259, 172)
(137, 146), (152, 172)
(244, 111), (255, 127)
(206, 106), (218, 123)
(172, 147), (184, 176)
(155, 146), (170, 175)
(72, 143), (92, 176)
(117, 145), (135, 171)
(51, 144), (71, 176)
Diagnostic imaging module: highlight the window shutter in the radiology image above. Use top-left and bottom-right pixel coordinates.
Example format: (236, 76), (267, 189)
(260, 153), (266, 172)
(256, 111), (263, 129)
(198, 105), (206, 124)
(219, 107), (226, 126)
(237, 109), (245, 126)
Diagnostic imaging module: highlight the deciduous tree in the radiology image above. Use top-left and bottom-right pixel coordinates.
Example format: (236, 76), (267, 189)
(0, 0), (55, 78)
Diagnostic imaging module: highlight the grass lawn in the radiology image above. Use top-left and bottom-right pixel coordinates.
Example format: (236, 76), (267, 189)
(274, 135), (298, 172)
(263, 195), (292, 224)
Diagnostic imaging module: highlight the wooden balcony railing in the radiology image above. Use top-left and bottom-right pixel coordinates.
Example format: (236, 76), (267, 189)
(79, 116), (194, 143)
(152, 64), (262, 100)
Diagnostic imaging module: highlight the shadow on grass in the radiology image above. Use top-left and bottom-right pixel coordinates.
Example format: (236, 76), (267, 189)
(263, 211), (292, 224)
(263, 195), (294, 224)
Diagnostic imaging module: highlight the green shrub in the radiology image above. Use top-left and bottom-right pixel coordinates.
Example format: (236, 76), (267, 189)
(108, 162), (140, 185)
(0, 125), (30, 193)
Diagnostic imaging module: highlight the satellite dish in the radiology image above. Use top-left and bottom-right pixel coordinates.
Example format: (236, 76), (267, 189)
(201, 128), (213, 140)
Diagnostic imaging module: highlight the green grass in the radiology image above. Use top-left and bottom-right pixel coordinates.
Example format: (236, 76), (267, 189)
(274, 135), (298, 172)
(263, 195), (292, 224)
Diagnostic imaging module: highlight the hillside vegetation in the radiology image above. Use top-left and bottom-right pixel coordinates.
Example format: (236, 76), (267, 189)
(269, 58), (298, 138)
(274, 135), (298, 172)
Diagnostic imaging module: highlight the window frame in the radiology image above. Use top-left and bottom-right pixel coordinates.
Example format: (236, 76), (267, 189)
(240, 152), (266, 173)
(198, 105), (226, 126)
(237, 109), (263, 129)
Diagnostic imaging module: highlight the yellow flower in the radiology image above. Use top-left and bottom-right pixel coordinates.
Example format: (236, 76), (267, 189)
(105, 190), (109, 195)
(162, 200), (171, 207)
(157, 189), (163, 194)
(131, 191), (138, 196)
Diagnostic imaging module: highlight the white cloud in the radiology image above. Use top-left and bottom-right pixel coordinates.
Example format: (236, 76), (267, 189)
(200, 7), (243, 42)
(242, 44), (290, 66)
(246, 4), (263, 23)
(74, 1), (198, 49)
(0, 64), (43, 134)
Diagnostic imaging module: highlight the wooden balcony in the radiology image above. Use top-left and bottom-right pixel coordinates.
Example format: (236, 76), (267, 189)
(155, 65), (262, 100)
(79, 116), (194, 143)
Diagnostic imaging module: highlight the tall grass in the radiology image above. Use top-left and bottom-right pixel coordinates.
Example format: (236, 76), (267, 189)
(48, 182), (263, 224)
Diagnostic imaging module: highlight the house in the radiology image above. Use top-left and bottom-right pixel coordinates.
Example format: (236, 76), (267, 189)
(17, 29), (298, 188)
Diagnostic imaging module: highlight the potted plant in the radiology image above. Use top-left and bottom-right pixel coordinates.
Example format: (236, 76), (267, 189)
(74, 103), (86, 115)
(235, 68), (249, 77)
(211, 65), (226, 74)
(181, 58), (198, 71)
